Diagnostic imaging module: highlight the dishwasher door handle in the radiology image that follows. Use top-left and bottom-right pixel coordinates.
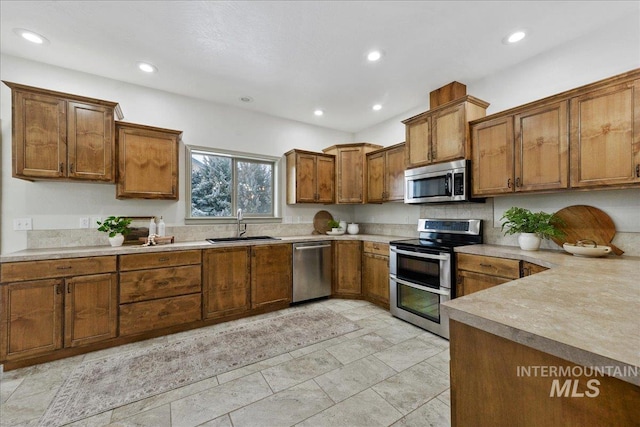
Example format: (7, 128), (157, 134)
(295, 244), (332, 251)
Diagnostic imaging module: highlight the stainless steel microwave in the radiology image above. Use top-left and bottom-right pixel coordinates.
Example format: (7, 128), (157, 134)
(404, 159), (482, 204)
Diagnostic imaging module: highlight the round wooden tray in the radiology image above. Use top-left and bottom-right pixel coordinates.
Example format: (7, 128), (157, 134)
(551, 205), (623, 255)
(313, 210), (333, 235)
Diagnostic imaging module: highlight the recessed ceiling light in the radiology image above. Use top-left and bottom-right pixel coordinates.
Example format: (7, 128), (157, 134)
(314, 109), (324, 116)
(504, 30), (526, 44)
(240, 96), (254, 103)
(137, 62), (157, 73)
(372, 104), (382, 111)
(13, 28), (48, 45)
(367, 50), (383, 62)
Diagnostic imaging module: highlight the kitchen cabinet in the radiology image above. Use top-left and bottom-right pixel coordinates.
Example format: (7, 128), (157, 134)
(366, 143), (406, 203)
(285, 149), (335, 204)
(362, 242), (389, 308)
(521, 261), (549, 277)
(203, 246), (251, 319)
(0, 256), (117, 361)
(456, 253), (520, 297)
(333, 240), (362, 296)
(471, 101), (569, 196)
(118, 250), (202, 336)
(4, 81), (120, 182)
(116, 122), (181, 200)
(570, 78), (640, 188)
(251, 244), (292, 309)
(323, 143), (382, 204)
(403, 96), (489, 168)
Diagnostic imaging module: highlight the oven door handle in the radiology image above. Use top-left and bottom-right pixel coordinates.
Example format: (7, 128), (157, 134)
(390, 275), (451, 296)
(390, 247), (449, 261)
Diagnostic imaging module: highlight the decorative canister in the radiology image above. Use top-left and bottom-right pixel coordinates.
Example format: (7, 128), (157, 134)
(347, 223), (359, 235)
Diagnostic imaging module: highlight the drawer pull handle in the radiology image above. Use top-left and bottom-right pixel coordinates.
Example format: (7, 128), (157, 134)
(479, 263), (493, 268)
(156, 280), (170, 286)
(56, 266), (72, 270)
(158, 257), (170, 262)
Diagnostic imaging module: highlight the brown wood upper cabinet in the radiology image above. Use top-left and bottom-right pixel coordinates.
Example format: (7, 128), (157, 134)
(285, 149), (335, 204)
(570, 78), (640, 188)
(4, 81), (120, 182)
(403, 96), (489, 168)
(366, 143), (406, 203)
(0, 256), (118, 362)
(323, 143), (382, 204)
(116, 122), (181, 199)
(471, 101), (569, 196)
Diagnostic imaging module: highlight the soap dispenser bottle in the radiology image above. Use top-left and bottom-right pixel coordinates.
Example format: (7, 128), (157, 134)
(158, 216), (166, 237)
(148, 217), (156, 236)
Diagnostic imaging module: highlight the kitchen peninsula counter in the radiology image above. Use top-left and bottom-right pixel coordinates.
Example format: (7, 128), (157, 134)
(444, 244), (640, 386)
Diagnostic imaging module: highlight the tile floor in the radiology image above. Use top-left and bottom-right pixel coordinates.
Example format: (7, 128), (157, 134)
(0, 299), (451, 427)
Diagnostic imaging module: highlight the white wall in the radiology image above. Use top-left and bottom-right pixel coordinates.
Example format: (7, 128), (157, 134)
(0, 55), (354, 253)
(354, 13), (640, 230)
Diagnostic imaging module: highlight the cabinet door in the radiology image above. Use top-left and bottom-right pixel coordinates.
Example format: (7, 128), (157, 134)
(12, 90), (66, 179)
(294, 152), (318, 203)
(117, 123), (180, 199)
(367, 151), (385, 203)
(570, 79), (640, 188)
(432, 102), (466, 163)
(336, 147), (365, 203)
(67, 101), (115, 182)
(0, 279), (63, 361)
(251, 244), (292, 308)
(203, 247), (251, 319)
(471, 116), (515, 196)
(64, 273), (118, 348)
(362, 253), (389, 307)
(515, 101), (568, 192)
(333, 241), (362, 295)
(456, 270), (512, 297)
(405, 116), (431, 167)
(316, 154), (335, 203)
(385, 144), (406, 201)
(521, 261), (548, 277)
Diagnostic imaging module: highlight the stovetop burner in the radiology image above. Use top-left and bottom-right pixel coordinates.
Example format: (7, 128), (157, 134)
(390, 218), (483, 250)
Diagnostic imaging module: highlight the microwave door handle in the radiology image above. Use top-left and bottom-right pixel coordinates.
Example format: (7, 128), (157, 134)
(390, 275), (451, 296)
(391, 247), (449, 261)
(445, 172), (452, 196)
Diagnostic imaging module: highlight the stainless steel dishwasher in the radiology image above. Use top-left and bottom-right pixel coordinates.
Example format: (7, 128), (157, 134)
(292, 241), (332, 303)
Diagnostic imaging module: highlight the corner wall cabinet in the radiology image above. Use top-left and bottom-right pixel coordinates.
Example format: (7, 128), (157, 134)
(285, 149), (335, 204)
(470, 69), (640, 197)
(366, 143), (406, 203)
(403, 96), (489, 168)
(116, 122), (181, 199)
(4, 81), (121, 183)
(323, 143), (382, 204)
(0, 256), (117, 361)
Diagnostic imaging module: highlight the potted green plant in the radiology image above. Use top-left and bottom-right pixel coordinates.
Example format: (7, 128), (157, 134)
(500, 207), (564, 251)
(327, 219), (343, 234)
(97, 216), (132, 247)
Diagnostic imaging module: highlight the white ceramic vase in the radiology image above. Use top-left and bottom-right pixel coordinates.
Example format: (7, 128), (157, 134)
(347, 223), (359, 235)
(108, 233), (125, 247)
(518, 233), (541, 251)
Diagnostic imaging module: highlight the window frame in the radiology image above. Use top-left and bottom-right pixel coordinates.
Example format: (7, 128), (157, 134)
(185, 145), (281, 224)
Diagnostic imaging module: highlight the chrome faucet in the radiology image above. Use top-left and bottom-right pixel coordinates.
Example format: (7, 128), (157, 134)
(237, 208), (247, 238)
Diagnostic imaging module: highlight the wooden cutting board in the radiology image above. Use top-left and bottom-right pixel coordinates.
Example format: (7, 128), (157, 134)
(312, 210), (333, 235)
(551, 205), (623, 255)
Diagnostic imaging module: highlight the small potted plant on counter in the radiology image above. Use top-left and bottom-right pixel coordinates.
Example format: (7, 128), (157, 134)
(97, 216), (132, 247)
(327, 219), (344, 234)
(500, 207), (564, 251)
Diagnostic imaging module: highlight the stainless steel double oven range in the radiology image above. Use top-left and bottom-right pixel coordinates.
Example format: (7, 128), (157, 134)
(389, 219), (482, 339)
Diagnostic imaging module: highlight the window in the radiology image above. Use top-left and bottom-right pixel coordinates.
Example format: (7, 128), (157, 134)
(186, 146), (280, 221)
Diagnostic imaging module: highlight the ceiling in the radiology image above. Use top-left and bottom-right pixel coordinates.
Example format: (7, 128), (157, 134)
(1, 1), (638, 133)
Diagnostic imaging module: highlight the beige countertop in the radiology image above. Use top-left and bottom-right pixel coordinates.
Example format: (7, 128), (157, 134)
(0, 234), (401, 263)
(443, 244), (640, 386)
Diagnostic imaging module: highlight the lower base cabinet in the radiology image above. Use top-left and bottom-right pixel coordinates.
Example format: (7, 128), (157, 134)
(333, 241), (362, 296)
(203, 246), (251, 319)
(119, 293), (202, 336)
(456, 253), (521, 297)
(362, 242), (389, 307)
(251, 244), (292, 308)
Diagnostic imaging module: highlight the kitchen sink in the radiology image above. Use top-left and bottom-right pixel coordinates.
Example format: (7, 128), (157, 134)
(206, 236), (281, 244)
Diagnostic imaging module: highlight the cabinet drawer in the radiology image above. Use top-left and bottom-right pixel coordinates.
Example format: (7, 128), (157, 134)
(119, 250), (201, 271)
(363, 241), (389, 257)
(119, 293), (202, 336)
(1, 256), (117, 282)
(119, 265), (202, 303)
(457, 253), (520, 279)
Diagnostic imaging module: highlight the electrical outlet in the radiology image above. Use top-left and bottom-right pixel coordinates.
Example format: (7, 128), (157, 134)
(13, 218), (33, 231)
(79, 217), (90, 228)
